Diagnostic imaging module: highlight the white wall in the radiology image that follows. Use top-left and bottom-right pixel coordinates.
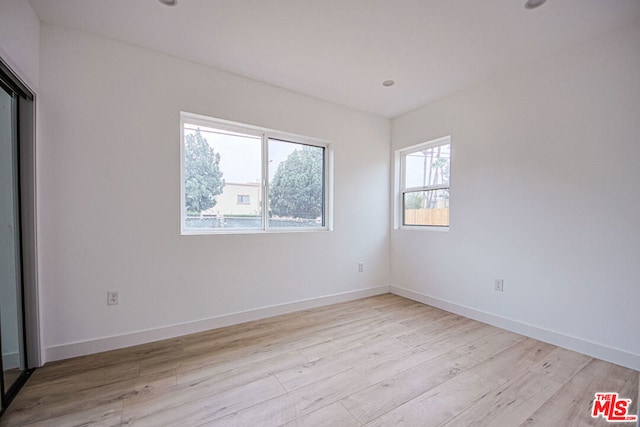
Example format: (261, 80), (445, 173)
(391, 22), (640, 370)
(38, 24), (390, 361)
(35, 13), (640, 370)
(0, 0), (40, 88)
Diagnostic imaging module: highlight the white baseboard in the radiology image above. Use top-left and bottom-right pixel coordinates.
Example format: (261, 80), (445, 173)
(390, 285), (640, 371)
(44, 285), (390, 363)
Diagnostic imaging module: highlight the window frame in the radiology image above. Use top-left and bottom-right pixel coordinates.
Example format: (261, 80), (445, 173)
(395, 135), (451, 231)
(180, 112), (333, 235)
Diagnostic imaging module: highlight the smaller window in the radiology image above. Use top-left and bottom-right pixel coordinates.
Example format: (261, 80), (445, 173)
(237, 195), (250, 204)
(398, 136), (451, 228)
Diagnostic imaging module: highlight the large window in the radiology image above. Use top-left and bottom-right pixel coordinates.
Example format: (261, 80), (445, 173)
(180, 112), (331, 234)
(397, 136), (451, 228)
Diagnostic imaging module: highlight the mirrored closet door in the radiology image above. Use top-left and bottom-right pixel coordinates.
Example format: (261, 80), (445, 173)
(0, 59), (36, 416)
(1, 79), (26, 394)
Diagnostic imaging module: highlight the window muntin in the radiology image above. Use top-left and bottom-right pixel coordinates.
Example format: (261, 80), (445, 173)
(181, 113), (330, 234)
(399, 137), (451, 228)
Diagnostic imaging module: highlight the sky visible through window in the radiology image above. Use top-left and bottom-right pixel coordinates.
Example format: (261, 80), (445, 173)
(405, 144), (450, 188)
(184, 124), (298, 184)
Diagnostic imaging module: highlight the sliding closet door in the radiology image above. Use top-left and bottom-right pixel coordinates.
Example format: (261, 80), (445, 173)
(0, 77), (26, 408)
(0, 60), (36, 415)
(0, 79), (27, 403)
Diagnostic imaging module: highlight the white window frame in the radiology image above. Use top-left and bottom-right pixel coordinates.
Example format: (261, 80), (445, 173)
(180, 112), (333, 235)
(395, 135), (451, 231)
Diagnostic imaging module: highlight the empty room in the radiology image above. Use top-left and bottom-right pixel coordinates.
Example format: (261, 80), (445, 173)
(0, 0), (639, 425)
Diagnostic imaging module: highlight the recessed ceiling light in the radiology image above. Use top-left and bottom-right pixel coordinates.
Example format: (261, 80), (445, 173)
(382, 80), (395, 87)
(159, 0), (177, 6)
(524, 0), (547, 10)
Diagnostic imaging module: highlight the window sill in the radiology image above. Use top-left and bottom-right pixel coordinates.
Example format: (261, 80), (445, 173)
(397, 225), (449, 232)
(181, 227), (332, 236)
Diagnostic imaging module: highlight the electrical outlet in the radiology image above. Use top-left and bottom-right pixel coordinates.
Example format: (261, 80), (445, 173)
(358, 262), (364, 273)
(107, 290), (119, 305)
(494, 279), (504, 292)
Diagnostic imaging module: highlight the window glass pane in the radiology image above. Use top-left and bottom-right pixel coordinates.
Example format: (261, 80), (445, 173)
(403, 189), (449, 226)
(405, 144), (450, 188)
(181, 113), (330, 234)
(268, 139), (324, 228)
(184, 124), (262, 230)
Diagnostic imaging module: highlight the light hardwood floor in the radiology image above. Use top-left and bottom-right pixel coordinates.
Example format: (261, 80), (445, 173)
(1, 295), (637, 426)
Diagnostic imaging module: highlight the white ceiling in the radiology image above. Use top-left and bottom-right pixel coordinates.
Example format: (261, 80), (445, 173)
(29, 0), (640, 118)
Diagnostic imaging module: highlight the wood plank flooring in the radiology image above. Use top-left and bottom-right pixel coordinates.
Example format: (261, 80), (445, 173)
(1, 294), (637, 426)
